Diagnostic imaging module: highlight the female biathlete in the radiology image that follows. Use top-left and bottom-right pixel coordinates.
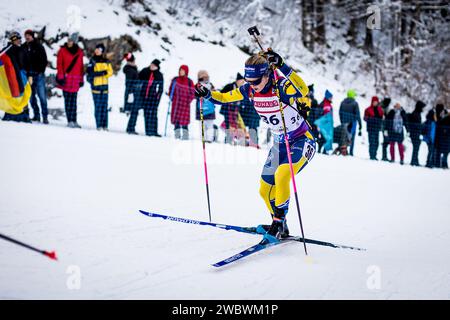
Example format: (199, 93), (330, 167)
(195, 49), (316, 244)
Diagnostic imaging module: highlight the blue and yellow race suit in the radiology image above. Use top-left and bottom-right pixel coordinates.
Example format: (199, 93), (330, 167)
(208, 63), (316, 216)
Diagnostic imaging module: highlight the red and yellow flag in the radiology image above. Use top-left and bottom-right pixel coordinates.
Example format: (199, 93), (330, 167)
(0, 50), (31, 114)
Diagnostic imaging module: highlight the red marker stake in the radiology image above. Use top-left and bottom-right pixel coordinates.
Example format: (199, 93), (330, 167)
(0, 233), (57, 261)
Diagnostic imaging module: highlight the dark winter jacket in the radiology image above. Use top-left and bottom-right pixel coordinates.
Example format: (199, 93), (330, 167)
(339, 97), (361, 130)
(123, 64), (138, 82)
(407, 101), (425, 141)
(435, 110), (450, 153)
(22, 39), (47, 74)
(138, 67), (164, 106)
(364, 96), (384, 132)
(7, 43), (27, 71)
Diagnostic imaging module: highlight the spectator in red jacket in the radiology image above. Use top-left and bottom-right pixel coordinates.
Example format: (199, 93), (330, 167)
(169, 65), (195, 140)
(56, 33), (84, 128)
(364, 96), (384, 160)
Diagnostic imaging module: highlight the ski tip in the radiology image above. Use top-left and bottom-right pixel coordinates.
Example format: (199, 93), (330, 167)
(44, 251), (58, 261)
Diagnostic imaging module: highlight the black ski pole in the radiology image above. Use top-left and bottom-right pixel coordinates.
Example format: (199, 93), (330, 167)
(199, 97), (212, 222)
(247, 25), (309, 255)
(0, 233), (57, 261)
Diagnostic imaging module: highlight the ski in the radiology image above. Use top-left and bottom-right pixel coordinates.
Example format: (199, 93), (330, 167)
(212, 236), (302, 268)
(139, 210), (366, 251)
(139, 210), (255, 234)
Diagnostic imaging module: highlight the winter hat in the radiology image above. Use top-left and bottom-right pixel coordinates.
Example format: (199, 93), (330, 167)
(151, 59), (161, 68)
(197, 70), (209, 80)
(9, 31), (21, 42)
(324, 89), (333, 100)
(371, 96), (379, 105)
(236, 72), (244, 81)
(68, 32), (79, 43)
(308, 84), (314, 94)
(179, 65), (189, 76)
(415, 100), (426, 111)
(347, 89), (357, 99)
(123, 52), (135, 62)
(24, 29), (34, 38)
(95, 43), (106, 53)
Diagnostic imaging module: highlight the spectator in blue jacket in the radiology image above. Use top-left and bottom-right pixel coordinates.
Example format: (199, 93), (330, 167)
(339, 89), (361, 156)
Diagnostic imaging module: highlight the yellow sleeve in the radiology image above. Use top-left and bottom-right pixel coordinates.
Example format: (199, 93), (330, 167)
(279, 64), (309, 97)
(105, 62), (113, 79)
(210, 87), (244, 104)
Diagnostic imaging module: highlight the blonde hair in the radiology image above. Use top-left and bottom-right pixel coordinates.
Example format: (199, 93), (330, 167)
(245, 51), (268, 66)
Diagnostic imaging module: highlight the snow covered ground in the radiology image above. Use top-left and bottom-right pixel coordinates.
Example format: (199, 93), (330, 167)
(0, 120), (449, 299)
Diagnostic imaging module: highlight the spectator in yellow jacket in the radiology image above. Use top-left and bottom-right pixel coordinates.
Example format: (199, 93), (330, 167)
(87, 43), (113, 130)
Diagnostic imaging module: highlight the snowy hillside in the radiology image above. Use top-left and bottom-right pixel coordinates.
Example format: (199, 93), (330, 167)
(0, 0), (380, 122)
(0, 121), (449, 299)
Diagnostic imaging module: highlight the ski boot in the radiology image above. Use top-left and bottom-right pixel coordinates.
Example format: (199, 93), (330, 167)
(260, 206), (289, 244)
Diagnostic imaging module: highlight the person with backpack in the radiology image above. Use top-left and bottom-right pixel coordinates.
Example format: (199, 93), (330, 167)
(86, 43), (113, 130)
(56, 33), (84, 128)
(386, 102), (407, 164)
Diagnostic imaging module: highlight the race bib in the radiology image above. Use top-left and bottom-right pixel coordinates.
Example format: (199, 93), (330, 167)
(302, 141), (316, 162)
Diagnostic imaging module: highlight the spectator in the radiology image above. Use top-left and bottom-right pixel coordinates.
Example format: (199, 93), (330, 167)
(135, 59), (164, 136)
(315, 89), (334, 154)
(169, 65), (195, 140)
(380, 97), (392, 161)
(87, 43), (113, 130)
(56, 32), (84, 128)
(2, 31), (31, 123)
(332, 122), (352, 156)
(195, 70), (216, 143)
(407, 100), (425, 166)
(121, 52), (138, 114)
(434, 104), (449, 169)
(23, 29), (48, 124)
(236, 73), (260, 148)
(386, 102), (407, 164)
(220, 73), (246, 144)
(339, 89), (362, 156)
(364, 96), (384, 160)
(306, 84), (324, 152)
(423, 107), (437, 168)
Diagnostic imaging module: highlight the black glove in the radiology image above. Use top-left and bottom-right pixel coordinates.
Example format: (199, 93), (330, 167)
(358, 129), (362, 137)
(79, 81), (84, 88)
(56, 77), (66, 86)
(195, 83), (211, 99)
(266, 48), (284, 68)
